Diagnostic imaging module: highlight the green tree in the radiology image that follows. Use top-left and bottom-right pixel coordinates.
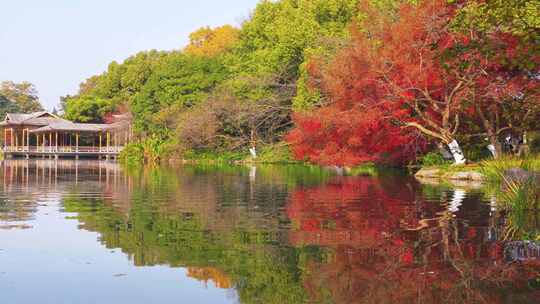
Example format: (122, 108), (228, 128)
(62, 50), (166, 122)
(452, 0), (539, 38)
(63, 96), (113, 123)
(131, 52), (229, 135)
(0, 81), (43, 113)
(0, 94), (22, 119)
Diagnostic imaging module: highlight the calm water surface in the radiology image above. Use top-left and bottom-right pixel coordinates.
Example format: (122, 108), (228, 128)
(0, 160), (539, 304)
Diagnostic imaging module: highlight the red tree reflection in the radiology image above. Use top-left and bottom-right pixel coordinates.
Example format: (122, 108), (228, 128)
(286, 176), (540, 303)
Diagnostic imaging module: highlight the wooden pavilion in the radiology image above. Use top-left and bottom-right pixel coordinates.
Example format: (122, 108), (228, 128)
(0, 111), (132, 159)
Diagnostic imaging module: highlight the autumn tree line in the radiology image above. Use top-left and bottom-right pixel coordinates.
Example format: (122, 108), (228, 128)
(58, 0), (539, 166)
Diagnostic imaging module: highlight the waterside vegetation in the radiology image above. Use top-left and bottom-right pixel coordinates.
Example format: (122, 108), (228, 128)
(57, 0), (538, 169)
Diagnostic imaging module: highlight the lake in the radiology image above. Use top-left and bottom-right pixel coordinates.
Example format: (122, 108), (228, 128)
(0, 159), (539, 303)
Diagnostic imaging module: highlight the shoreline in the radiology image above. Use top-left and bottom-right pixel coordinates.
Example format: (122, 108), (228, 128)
(414, 165), (485, 182)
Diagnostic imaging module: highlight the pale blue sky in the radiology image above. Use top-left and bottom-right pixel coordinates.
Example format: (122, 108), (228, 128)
(0, 0), (259, 110)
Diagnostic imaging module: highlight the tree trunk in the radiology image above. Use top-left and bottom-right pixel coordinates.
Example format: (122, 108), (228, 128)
(487, 134), (502, 159)
(404, 123), (466, 164)
(447, 140), (466, 165)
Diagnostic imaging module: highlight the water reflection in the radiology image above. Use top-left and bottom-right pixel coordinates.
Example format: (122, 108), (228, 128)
(287, 176), (540, 303)
(0, 160), (539, 304)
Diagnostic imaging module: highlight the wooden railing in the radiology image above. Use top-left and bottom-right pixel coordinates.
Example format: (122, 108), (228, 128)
(2, 146), (124, 153)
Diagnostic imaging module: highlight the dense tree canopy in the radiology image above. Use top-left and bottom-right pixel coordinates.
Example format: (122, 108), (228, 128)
(184, 25), (240, 58)
(288, 0), (539, 165)
(62, 50), (166, 122)
(62, 0), (362, 158)
(0, 81), (43, 113)
(0, 94), (22, 118)
(60, 0), (539, 165)
(131, 53), (229, 135)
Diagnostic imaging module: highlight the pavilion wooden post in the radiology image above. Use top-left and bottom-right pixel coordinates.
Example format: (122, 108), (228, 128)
(42, 134), (45, 151)
(76, 132), (79, 152)
(15, 130), (18, 150)
(3, 128), (7, 148)
(106, 131), (110, 153)
(55, 132), (58, 152)
(10, 128), (14, 150)
(26, 129), (29, 152)
(21, 129), (25, 149)
(99, 132), (102, 152)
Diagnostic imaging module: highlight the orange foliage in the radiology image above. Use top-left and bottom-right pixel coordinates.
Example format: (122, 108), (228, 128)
(187, 267), (232, 289)
(184, 25), (239, 58)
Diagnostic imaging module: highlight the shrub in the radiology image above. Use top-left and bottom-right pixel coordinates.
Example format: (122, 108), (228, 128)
(119, 137), (175, 165)
(481, 156), (540, 182)
(420, 152), (451, 167)
(499, 177), (540, 240)
(256, 144), (295, 163)
(119, 142), (145, 165)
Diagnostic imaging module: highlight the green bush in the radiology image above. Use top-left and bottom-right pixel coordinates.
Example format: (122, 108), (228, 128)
(346, 163), (378, 177)
(530, 132), (540, 154)
(481, 155), (540, 182)
(119, 142), (145, 166)
(420, 152), (452, 167)
(119, 137), (175, 165)
(499, 177), (540, 240)
(182, 150), (247, 163)
(256, 144), (295, 163)
(464, 144), (493, 162)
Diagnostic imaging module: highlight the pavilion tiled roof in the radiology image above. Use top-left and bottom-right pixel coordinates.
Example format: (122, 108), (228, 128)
(0, 111), (129, 133)
(0, 111), (70, 126)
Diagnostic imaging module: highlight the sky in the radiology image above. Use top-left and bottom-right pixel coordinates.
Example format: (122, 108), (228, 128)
(0, 0), (260, 110)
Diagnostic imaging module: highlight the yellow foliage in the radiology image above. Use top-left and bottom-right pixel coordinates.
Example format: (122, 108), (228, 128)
(184, 25), (240, 58)
(187, 267), (232, 289)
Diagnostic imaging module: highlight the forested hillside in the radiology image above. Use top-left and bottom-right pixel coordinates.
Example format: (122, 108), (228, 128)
(61, 0), (540, 165)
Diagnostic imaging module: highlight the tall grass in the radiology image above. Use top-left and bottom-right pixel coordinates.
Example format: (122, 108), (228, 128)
(480, 155), (540, 182)
(480, 155), (540, 240)
(499, 176), (540, 240)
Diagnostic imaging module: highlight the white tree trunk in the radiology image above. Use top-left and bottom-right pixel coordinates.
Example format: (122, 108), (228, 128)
(487, 144), (497, 158)
(249, 146), (257, 159)
(447, 140), (466, 164)
(448, 189), (466, 213)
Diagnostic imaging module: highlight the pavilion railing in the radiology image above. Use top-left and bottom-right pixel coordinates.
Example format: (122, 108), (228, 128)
(1, 146), (124, 153)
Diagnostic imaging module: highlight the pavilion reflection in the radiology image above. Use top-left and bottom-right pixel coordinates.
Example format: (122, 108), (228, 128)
(0, 159), (132, 224)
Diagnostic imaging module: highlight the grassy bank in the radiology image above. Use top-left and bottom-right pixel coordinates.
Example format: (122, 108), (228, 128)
(415, 155), (540, 182)
(416, 155), (540, 240)
(479, 156), (540, 182)
(119, 140), (303, 166)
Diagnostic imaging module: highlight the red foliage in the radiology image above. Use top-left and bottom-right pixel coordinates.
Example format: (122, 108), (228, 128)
(286, 177), (540, 303)
(289, 0), (539, 166)
(288, 106), (425, 166)
(288, 1), (460, 166)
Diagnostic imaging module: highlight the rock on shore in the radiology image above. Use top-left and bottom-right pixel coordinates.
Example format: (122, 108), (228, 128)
(415, 167), (484, 181)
